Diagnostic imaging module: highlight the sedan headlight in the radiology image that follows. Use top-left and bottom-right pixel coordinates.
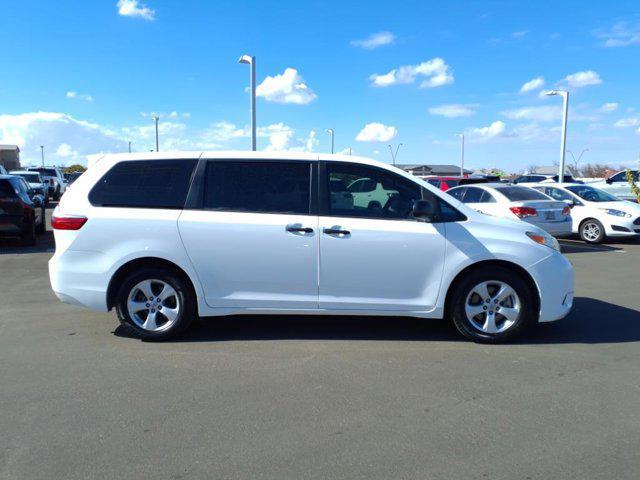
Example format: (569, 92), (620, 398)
(526, 231), (560, 252)
(600, 208), (632, 218)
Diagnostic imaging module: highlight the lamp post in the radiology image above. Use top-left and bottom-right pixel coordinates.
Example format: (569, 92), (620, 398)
(545, 90), (569, 183)
(128, 141), (132, 153)
(151, 114), (159, 152)
(567, 148), (588, 173)
(326, 129), (334, 154)
(458, 133), (465, 177)
(388, 143), (403, 166)
(238, 54), (257, 151)
(40, 145), (44, 166)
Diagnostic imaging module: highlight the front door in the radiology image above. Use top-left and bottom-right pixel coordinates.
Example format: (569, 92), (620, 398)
(318, 162), (446, 311)
(179, 160), (318, 309)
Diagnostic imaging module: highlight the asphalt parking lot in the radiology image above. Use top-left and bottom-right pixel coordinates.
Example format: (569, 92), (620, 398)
(1, 207), (639, 480)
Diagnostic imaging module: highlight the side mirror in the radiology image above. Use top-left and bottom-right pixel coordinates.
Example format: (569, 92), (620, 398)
(32, 195), (42, 206)
(605, 177), (613, 184)
(412, 199), (436, 222)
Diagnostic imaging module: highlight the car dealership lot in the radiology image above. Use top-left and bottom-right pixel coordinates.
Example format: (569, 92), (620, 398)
(1, 209), (639, 480)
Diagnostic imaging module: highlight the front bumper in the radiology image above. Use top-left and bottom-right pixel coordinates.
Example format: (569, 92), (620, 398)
(528, 252), (574, 323)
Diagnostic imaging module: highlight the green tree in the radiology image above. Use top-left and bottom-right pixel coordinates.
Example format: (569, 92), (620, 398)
(63, 164), (87, 173)
(626, 169), (640, 202)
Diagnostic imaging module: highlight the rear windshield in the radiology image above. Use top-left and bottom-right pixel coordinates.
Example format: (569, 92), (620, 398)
(15, 173), (40, 182)
(495, 186), (550, 201)
(0, 179), (17, 198)
(444, 179), (461, 187)
(30, 168), (57, 177)
(89, 159), (197, 209)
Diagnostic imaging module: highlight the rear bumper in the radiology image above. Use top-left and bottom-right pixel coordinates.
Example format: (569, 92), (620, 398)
(531, 219), (573, 237)
(49, 250), (112, 311)
(528, 252), (574, 323)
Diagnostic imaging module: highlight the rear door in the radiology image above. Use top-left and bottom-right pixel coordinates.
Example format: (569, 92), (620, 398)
(0, 179), (22, 231)
(178, 160), (319, 309)
(317, 161), (446, 311)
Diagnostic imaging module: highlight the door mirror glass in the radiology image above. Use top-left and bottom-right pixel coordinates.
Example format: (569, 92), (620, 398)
(412, 199), (436, 222)
(605, 177), (613, 184)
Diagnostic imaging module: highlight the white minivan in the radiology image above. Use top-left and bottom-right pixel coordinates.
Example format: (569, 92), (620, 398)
(49, 152), (574, 343)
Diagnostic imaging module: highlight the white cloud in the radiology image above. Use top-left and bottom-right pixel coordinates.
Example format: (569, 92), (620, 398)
(117, 0), (155, 21)
(519, 76), (545, 93)
(596, 22), (640, 47)
(350, 31), (396, 50)
(355, 123), (397, 142)
(428, 104), (478, 118)
(563, 70), (602, 88)
(502, 106), (561, 122)
(468, 121), (507, 139)
(369, 58), (454, 88)
(256, 68), (317, 105)
(66, 91), (93, 102)
(599, 102), (618, 112)
(512, 30), (529, 38)
(613, 117), (639, 128)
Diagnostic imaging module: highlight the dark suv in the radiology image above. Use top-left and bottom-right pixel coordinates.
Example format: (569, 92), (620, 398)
(0, 175), (46, 245)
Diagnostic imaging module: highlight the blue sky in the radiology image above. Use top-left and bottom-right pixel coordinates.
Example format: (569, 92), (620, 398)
(1, 0), (639, 171)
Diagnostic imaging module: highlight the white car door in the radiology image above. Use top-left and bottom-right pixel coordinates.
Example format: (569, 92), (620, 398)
(178, 160), (319, 309)
(318, 161), (447, 311)
(541, 186), (586, 232)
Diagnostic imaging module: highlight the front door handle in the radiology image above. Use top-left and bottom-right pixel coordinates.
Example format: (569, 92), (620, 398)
(286, 225), (314, 233)
(323, 227), (351, 236)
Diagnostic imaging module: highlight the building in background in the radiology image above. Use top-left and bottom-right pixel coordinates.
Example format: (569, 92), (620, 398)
(0, 145), (21, 170)
(397, 164), (473, 177)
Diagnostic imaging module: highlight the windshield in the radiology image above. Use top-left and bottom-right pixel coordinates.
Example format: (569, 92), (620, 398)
(15, 173), (40, 182)
(566, 185), (620, 202)
(495, 186), (550, 201)
(30, 168), (57, 177)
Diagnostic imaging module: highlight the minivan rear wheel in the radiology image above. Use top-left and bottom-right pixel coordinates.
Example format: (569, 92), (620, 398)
(115, 268), (195, 341)
(450, 267), (536, 343)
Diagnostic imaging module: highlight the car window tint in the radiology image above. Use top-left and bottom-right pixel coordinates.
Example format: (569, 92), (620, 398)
(203, 161), (311, 215)
(479, 190), (496, 203)
(0, 179), (16, 198)
(448, 187), (466, 201)
(462, 187), (484, 203)
(545, 187), (573, 201)
(89, 159), (197, 209)
(495, 186), (550, 201)
(326, 163), (422, 220)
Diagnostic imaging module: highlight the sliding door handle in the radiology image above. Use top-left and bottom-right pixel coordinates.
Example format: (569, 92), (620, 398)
(286, 225), (314, 233)
(323, 228), (351, 235)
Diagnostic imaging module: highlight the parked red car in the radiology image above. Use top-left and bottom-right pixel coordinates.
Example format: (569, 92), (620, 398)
(0, 175), (46, 245)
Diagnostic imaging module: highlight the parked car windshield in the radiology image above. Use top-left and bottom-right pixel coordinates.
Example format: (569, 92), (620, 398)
(13, 172), (41, 182)
(495, 186), (550, 201)
(566, 185), (620, 202)
(29, 168), (58, 177)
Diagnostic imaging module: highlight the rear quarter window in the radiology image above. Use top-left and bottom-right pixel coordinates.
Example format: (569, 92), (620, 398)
(89, 159), (197, 209)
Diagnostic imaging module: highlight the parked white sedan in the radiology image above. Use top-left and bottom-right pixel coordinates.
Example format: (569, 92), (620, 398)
(532, 183), (640, 243)
(447, 183), (572, 237)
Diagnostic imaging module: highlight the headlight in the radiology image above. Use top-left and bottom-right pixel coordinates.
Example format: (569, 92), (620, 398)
(526, 231), (560, 252)
(600, 208), (631, 218)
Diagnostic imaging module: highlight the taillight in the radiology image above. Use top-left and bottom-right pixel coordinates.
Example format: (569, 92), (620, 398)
(52, 215), (88, 230)
(509, 206), (538, 218)
(562, 206), (570, 216)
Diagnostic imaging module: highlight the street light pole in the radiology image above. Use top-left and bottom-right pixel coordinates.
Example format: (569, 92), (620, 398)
(128, 141), (132, 153)
(458, 133), (465, 177)
(326, 129), (334, 154)
(388, 143), (403, 166)
(238, 54), (257, 151)
(545, 90), (569, 183)
(40, 145), (44, 166)
(152, 114), (159, 152)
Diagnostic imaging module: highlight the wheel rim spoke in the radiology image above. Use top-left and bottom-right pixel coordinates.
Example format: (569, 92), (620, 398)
(158, 284), (177, 302)
(465, 303), (485, 320)
(127, 299), (148, 314)
(471, 282), (490, 301)
(482, 311), (498, 334)
(143, 311), (158, 330)
(498, 306), (519, 322)
(161, 307), (179, 323)
(136, 280), (154, 300)
(495, 284), (516, 303)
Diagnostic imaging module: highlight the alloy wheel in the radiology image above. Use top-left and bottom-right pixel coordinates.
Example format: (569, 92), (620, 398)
(582, 222), (601, 242)
(127, 279), (181, 332)
(464, 281), (521, 334)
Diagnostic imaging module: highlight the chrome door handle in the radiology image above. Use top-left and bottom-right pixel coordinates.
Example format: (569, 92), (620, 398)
(323, 227), (350, 235)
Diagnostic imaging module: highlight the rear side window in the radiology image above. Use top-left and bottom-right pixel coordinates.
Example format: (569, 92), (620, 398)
(203, 161), (311, 215)
(89, 160), (197, 208)
(495, 186), (550, 201)
(0, 179), (16, 198)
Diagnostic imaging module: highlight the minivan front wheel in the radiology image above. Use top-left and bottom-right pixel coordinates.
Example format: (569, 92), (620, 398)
(450, 267), (535, 343)
(116, 268), (195, 340)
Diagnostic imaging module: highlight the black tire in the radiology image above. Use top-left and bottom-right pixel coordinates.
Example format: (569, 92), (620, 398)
(115, 267), (196, 341)
(579, 218), (605, 244)
(53, 191), (60, 201)
(21, 220), (36, 246)
(449, 266), (536, 343)
(36, 207), (46, 234)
